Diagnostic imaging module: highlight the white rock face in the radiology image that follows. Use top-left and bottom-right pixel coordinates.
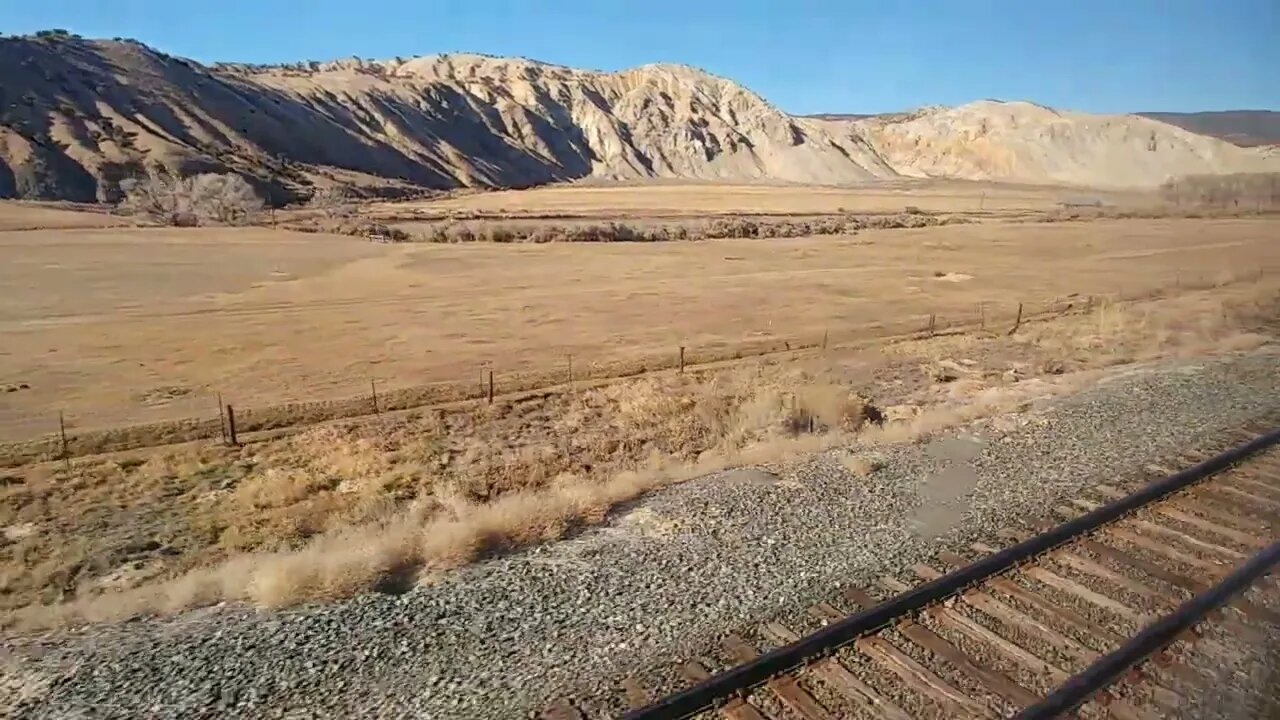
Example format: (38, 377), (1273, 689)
(855, 100), (1278, 187)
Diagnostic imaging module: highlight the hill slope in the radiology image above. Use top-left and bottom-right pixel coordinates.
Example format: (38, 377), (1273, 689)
(1137, 111), (1280, 147)
(0, 33), (1275, 201)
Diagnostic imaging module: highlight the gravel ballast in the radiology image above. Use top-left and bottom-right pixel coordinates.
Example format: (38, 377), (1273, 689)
(6, 350), (1280, 719)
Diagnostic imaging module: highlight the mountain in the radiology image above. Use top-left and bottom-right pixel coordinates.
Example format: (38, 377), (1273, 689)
(0, 32), (1275, 202)
(1136, 111), (1280, 148)
(856, 101), (1277, 188)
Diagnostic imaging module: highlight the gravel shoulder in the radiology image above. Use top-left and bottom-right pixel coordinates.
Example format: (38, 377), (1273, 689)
(6, 349), (1280, 719)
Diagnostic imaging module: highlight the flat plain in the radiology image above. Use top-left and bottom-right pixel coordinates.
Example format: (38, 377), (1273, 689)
(366, 179), (1149, 219)
(1, 186), (1276, 442)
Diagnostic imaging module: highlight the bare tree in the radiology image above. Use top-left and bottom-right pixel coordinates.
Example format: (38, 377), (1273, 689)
(308, 185), (356, 220)
(189, 173), (264, 225)
(119, 171), (264, 226)
(119, 172), (196, 226)
(1160, 172), (1280, 211)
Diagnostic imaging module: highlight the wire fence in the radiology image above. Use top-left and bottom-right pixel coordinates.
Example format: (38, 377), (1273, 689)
(0, 271), (1266, 468)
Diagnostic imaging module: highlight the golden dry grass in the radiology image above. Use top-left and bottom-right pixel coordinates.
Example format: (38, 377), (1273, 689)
(367, 180), (1152, 219)
(0, 200), (132, 231)
(4, 277), (1277, 629)
(2, 215), (1277, 446)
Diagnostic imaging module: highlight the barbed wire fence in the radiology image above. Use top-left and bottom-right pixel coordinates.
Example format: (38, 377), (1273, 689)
(1, 268), (1270, 468)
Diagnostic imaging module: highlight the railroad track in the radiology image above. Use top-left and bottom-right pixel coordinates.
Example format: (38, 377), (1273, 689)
(541, 426), (1280, 719)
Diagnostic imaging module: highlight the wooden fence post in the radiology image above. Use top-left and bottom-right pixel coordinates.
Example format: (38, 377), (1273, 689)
(979, 301), (986, 330)
(487, 370), (494, 404)
(58, 411), (70, 472)
(821, 329), (829, 351)
(216, 392), (227, 444)
(370, 378), (379, 414)
(928, 314), (936, 337)
(567, 354), (573, 388)
(679, 346), (685, 374)
(1008, 303), (1024, 336)
(225, 405), (239, 446)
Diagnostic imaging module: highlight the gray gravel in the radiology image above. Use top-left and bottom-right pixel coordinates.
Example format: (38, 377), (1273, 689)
(1169, 583), (1280, 720)
(5, 350), (1280, 720)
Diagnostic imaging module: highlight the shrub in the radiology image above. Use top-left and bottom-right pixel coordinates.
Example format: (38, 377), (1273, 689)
(119, 171), (264, 226)
(407, 213), (948, 244)
(308, 186), (356, 220)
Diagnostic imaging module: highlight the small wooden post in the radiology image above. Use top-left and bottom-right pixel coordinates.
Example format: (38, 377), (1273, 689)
(216, 392), (228, 444)
(1008, 302), (1024, 336)
(226, 405), (239, 446)
(487, 370), (494, 404)
(927, 314), (936, 337)
(58, 411), (70, 471)
(979, 301), (986, 330)
(370, 378), (380, 414)
(821, 329), (829, 351)
(679, 346), (685, 374)
(567, 354), (573, 388)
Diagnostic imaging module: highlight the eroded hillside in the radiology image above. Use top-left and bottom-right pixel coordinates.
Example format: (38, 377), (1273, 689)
(0, 33), (1275, 201)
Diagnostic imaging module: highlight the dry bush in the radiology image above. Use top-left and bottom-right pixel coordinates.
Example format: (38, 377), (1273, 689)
(119, 171), (264, 226)
(838, 452), (883, 478)
(6, 363), (884, 625)
(1013, 279), (1279, 372)
(412, 213), (957, 244)
(308, 186), (356, 220)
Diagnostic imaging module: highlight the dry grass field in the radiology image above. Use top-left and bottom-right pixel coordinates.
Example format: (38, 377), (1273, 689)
(366, 180), (1151, 220)
(2, 212), (1277, 443)
(0, 200), (132, 232)
(5, 278), (1277, 628)
(3, 184), (1280, 628)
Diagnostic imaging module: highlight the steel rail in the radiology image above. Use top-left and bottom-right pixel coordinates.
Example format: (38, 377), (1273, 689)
(1014, 536), (1280, 718)
(622, 427), (1280, 720)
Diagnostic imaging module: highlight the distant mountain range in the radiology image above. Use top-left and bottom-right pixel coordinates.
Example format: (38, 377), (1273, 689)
(1134, 111), (1280, 147)
(1, 32), (1276, 202)
(812, 110), (1280, 148)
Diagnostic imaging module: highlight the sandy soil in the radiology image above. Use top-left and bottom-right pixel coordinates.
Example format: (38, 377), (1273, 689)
(1, 217), (1277, 441)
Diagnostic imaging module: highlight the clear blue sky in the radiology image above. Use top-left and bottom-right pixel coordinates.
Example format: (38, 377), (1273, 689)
(2, 0), (1276, 115)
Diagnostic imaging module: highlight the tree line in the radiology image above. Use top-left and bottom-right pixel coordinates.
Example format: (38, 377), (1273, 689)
(1159, 172), (1280, 209)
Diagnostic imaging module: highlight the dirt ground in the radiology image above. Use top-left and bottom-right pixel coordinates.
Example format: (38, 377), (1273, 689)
(1, 214), (1277, 442)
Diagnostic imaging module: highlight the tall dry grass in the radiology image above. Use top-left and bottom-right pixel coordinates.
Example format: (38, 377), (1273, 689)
(6, 278), (1277, 629)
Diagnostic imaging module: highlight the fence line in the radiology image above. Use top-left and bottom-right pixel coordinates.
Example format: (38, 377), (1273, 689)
(0, 272), (1265, 467)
